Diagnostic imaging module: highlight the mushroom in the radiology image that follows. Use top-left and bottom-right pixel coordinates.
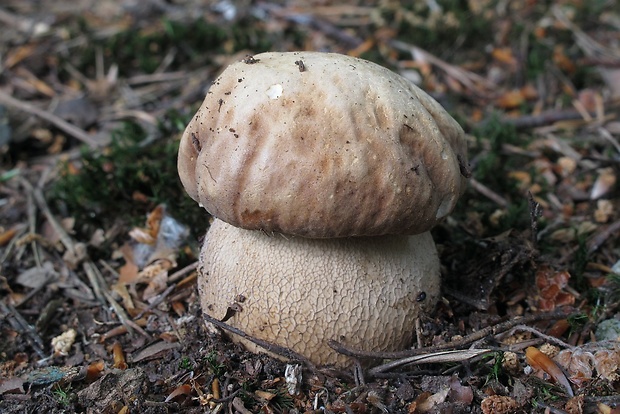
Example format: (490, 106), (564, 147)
(178, 52), (468, 366)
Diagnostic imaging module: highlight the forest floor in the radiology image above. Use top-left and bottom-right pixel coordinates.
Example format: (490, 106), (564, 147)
(1, 0), (620, 413)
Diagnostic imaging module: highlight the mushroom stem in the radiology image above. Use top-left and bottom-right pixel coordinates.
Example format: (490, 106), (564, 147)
(199, 219), (440, 367)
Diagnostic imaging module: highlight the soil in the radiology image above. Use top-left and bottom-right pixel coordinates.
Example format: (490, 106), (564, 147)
(1, 1), (620, 413)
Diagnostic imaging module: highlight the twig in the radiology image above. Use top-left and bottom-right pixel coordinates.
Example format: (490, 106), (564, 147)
(0, 302), (47, 358)
(0, 89), (100, 147)
(256, 3), (364, 49)
(496, 109), (599, 130)
(25, 183), (42, 268)
(469, 177), (510, 208)
(329, 310), (574, 360)
(232, 397), (254, 414)
(168, 261), (198, 283)
(103, 290), (150, 339)
(202, 313), (318, 372)
(587, 218), (620, 254)
(528, 191), (541, 248)
(134, 284), (176, 320)
(389, 39), (494, 95)
(500, 325), (576, 350)
(369, 349), (493, 377)
(22, 179), (75, 253)
(86, 260), (150, 339)
(552, 6), (619, 60)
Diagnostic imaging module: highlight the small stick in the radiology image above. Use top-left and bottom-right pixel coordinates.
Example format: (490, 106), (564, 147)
(202, 313), (317, 372)
(103, 290), (150, 339)
(528, 191), (541, 247)
(133, 284), (176, 320)
(168, 261), (198, 283)
(329, 310), (574, 360)
(369, 349), (493, 377)
(0, 302), (47, 358)
(468, 177), (510, 208)
(501, 325), (576, 350)
(0, 90), (100, 148)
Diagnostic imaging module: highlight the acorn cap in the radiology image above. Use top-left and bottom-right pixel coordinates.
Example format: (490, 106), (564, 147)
(178, 51), (468, 238)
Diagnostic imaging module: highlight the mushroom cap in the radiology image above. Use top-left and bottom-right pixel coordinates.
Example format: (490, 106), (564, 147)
(199, 218), (440, 367)
(179, 51), (467, 238)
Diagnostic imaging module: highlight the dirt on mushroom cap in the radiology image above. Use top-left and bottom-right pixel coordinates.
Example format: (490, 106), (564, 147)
(178, 51), (468, 238)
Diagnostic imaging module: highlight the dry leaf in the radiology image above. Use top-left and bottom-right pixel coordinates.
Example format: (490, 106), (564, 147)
(16, 261), (57, 288)
(142, 270), (168, 301)
(591, 167), (616, 200)
(526, 346), (574, 396)
(520, 84), (539, 100)
(491, 47), (517, 66)
(414, 388), (449, 413)
(553, 45), (576, 73)
(127, 205), (166, 244)
(118, 243), (140, 284)
(131, 341), (181, 363)
(0, 225), (22, 246)
(255, 389), (277, 401)
(0, 377), (25, 395)
(165, 384), (192, 402)
(496, 89), (525, 109)
(448, 374), (473, 405)
(4, 43), (37, 68)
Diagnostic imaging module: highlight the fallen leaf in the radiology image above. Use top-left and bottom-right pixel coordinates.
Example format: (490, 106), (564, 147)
(526, 346), (574, 396)
(591, 167), (616, 200)
(414, 388), (449, 413)
(131, 341), (181, 363)
(448, 374), (473, 405)
(491, 47), (517, 66)
(16, 261), (57, 288)
(553, 45), (576, 73)
(165, 384), (192, 402)
(255, 389), (277, 401)
(496, 89), (525, 109)
(0, 225), (23, 246)
(0, 377), (25, 395)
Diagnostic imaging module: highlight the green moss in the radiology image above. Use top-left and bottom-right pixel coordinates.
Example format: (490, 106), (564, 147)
(386, 0), (492, 55)
(471, 114), (522, 187)
(50, 116), (206, 241)
(69, 16), (275, 78)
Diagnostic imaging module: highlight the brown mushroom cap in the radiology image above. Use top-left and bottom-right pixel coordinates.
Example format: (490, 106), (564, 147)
(199, 218), (440, 367)
(178, 51), (467, 238)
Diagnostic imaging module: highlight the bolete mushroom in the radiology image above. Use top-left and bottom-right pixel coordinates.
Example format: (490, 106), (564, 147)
(178, 52), (468, 366)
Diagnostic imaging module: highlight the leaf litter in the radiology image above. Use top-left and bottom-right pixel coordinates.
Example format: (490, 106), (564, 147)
(1, 0), (620, 413)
